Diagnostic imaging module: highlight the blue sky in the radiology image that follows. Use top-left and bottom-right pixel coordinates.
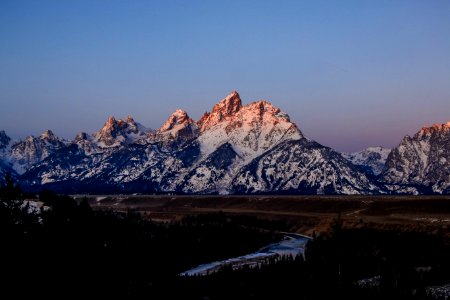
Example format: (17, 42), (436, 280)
(1, 0), (450, 151)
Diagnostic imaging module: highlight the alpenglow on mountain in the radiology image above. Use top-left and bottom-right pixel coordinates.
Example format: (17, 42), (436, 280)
(0, 91), (449, 194)
(381, 122), (450, 194)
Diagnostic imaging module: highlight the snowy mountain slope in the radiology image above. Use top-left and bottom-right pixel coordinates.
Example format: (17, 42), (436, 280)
(15, 91), (323, 194)
(21, 144), (91, 186)
(7, 130), (67, 174)
(10, 91), (448, 195)
(168, 92), (307, 193)
(21, 138), (202, 194)
(179, 142), (241, 194)
(197, 92), (303, 162)
(232, 139), (380, 194)
(74, 132), (99, 155)
(21, 142), (168, 192)
(343, 146), (391, 176)
(92, 115), (148, 147)
(152, 109), (198, 150)
(381, 122), (450, 193)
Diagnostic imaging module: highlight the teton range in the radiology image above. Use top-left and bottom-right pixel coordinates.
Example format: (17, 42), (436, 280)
(1, 91), (449, 194)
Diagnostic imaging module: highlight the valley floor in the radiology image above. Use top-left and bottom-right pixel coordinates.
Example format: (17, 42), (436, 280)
(77, 194), (450, 237)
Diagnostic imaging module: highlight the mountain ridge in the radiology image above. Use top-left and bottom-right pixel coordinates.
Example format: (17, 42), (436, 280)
(381, 122), (450, 194)
(1, 91), (449, 195)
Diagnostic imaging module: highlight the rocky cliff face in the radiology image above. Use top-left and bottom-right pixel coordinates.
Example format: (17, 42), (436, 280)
(232, 139), (379, 194)
(153, 109), (197, 149)
(381, 122), (450, 194)
(92, 115), (148, 147)
(197, 92), (303, 162)
(8, 130), (67, 174)
(198, 91), (243, 132)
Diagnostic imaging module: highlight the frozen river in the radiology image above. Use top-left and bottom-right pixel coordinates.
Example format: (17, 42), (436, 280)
(180, 233), (311, 276)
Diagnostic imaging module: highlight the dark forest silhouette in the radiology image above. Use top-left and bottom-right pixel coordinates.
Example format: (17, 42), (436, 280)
(1, 174), (449, 299)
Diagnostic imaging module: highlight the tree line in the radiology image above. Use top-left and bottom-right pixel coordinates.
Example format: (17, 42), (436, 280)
(1, 174), (449, 299)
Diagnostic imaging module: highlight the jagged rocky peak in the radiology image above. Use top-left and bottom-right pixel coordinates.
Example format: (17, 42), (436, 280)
(196, 111), (210, 127)
(40, 129), (62, 144)
(416, 121), (450, 139)
(74, 132), (90, 141)
(245, 100), (293, 123)
(106, 116), (116, 126)
(126, 115), (137, 126)
(97, 116), (120, 135)
(93, 115), (147, 147)
(123, 115), (140, 133)
(94, 116), (125, 146)
(0, 130), (11, 149)
(198, 91), (297, 133)
(199, 91), (243, 131)
(158, 109), (193, 133)
(128, 115), (150, 134)
(40, 129), (55, 138)
(155, 109), (197, 148)
(100, 115), (135, 129)
(212, 90), (242, 116)
(74, 132), (97, 155)
(382, 121), (450, 193)
(197, 91), (303, 159)
(239, 99), (302, 137)
(7, 130), (66, 174)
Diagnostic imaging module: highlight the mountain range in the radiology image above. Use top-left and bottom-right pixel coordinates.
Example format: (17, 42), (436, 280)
(1, 91), (449, 195)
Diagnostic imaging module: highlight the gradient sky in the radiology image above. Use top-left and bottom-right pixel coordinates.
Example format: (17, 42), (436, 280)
(1, 0), (450, 152)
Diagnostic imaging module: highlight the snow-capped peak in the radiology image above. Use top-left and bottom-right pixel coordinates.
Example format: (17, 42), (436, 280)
(343, 146), (391, 175)
(74, 132), (91, 142)
(40, 130), (60, 142)
(154, 109), (197, 147)
(197, 92), (303, 160)
(73, 132), (98, 155)
(158, 109), (193, 133)
(199, 91), (243, 132)
(416, 122), (450, 139)
(245, 100), (293, 122)
(421, 121), (450, 131)
(96, 116), (121, 136)
(382, 122), (450, 193)
(196, 112), (210, 128)
(215, 90), (242, 115)
(6, 130), (66, 174)
(93, 115), (147, 147)
(126, 115), (135, 124)
(125, 115), (148, 133)
(106, 116), (117, 127)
